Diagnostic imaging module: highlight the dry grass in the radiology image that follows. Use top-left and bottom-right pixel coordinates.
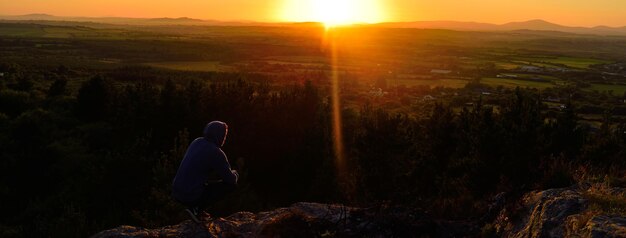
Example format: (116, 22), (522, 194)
(583, 183), (626, 216)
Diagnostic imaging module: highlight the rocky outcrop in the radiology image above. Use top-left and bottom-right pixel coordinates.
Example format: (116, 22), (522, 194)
(494, 185), (626, 238)
(567, 215), (626, 238)
(92, 202), (455, 238)
(94, 186), (626, 238)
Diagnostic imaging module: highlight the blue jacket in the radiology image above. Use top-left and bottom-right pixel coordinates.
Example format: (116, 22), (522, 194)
(172, 121), (238, 204)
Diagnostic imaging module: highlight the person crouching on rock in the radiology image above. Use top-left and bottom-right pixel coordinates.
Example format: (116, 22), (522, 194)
(172, 121), (238, 223)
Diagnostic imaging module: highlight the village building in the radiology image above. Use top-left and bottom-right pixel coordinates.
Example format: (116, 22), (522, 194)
(497, 74), (518, 78)
(545, 96), (561, 103)
(519, 65), (542, 73)
(422, 95), (436, 101)
(430, 69), (452, 75)
(368, 88), (387, 97)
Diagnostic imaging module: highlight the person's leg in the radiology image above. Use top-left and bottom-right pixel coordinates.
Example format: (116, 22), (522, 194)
(176, 199), (203, 223)
(198, 182), (236, 210)
(173, 191), (213, 223)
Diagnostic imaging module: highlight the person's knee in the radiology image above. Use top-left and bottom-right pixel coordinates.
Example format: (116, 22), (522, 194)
(223, 183), (236, 192)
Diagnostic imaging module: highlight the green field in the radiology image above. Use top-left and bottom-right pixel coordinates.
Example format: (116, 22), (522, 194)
(144, 61), (235, 72)
(0, 26), (46, 37)
(458, 56), (605, 71)
(516, 56), (610, 69)
(461, 58), (523, 70)
(481, 77), (555, 89)
(512, 73), (562, 81)
(495, 62), (523, 70)
(512, 60), (558, 68)
(541, 57), (609, 69)
(392, 78), (468, 88)
(584, 84), (626, 95)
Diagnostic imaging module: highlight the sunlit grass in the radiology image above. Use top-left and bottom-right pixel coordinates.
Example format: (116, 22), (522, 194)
(540, 57), (610, 69)
(583, 183), (626, 215)
(585, 193), (626, 215)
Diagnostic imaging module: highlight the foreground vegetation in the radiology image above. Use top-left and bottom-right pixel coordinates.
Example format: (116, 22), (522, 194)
(1, 68), (625, 237)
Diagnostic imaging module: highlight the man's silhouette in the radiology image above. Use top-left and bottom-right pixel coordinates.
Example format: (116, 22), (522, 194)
(172, 121), (238, 222)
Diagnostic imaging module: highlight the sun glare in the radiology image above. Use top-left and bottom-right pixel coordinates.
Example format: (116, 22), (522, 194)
(280, 0), (386, 27)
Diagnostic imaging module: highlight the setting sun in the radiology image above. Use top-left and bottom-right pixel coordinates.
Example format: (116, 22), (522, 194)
(279, 0), (386, 27)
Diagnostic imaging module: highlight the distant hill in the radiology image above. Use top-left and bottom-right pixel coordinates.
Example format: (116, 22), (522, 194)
(377, 19), (626, 36)
(373, 20), (496, 31)
(2, 13), (59, 21)
(1, 14), (626, 35)
(499, 19), (567, 31)
(0, 14), (259, 26)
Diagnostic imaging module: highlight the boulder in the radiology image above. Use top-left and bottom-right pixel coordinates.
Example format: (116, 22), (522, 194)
(495, 185), (626, 238)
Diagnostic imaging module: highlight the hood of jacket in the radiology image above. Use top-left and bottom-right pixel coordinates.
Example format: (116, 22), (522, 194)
(203, 121), (228, 147)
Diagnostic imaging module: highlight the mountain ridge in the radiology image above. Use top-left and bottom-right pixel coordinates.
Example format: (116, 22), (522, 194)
(2, 14), (626, 35)
(376, 19), (626, 35)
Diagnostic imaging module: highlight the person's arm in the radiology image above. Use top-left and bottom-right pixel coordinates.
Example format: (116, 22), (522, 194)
(209, 149), (239, 185)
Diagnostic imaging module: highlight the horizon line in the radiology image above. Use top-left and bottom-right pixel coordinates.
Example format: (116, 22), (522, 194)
(2, 13), (626, 28)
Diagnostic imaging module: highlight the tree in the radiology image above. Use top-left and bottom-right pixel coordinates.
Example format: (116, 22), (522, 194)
(14, 75), (34, 91)
(76, 75), (114, 121)
(47, 77), (68, 98)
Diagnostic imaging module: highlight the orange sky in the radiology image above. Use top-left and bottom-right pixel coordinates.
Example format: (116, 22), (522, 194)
(1, 0), (625, 27)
